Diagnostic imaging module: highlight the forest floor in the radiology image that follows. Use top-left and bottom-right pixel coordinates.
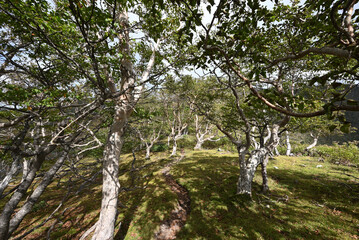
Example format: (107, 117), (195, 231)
(7, 149), (359, 239)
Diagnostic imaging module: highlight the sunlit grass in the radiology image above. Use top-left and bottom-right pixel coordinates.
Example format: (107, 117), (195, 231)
(7, 149), (359, 239)
(171, 151), (359, 240)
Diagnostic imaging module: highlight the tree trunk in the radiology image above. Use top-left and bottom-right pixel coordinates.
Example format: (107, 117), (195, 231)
(306, 134), (318, 151)
(261, 156), (269, 194)
(193, 140), (203, 150)
(8, 152), (68, 236)
(145, 145), (151, 159)
(91, 114), (126, 240)
(90, 8), (159, 239)
(285, 131), (291, 156)
(0, 156), (20, 197)
(0, 153), (46, 240)
(171, 140), (177, 156)
(21, 158), (30, 183)
(237, 148), (268, 195)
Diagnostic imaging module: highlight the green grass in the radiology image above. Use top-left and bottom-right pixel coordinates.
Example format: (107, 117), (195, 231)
(8, 149), (359, 239)
(169, 150), (359, 240)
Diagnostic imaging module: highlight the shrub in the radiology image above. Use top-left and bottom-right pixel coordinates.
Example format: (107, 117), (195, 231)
(151, 143), (169, 152)
(314, 142), (359, 165)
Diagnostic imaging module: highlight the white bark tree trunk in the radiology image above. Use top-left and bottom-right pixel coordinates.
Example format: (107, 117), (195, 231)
(194, 140), (204, 150)
(91, 9), (159, 239)
(91, 117), (125, 240)
(306, 133), (318, 151)
(285, 130), (291, 156)
(0, 156), (20, 197)
(237, 148), (269, 195)
(7, 153), (68, 236)
(193, 115), (218, 150)
(137, 129), (161, 160)
(171, 140), (177, 156)
(21, 158), (30, 183)
(237, 124), (282, 195)
(145, 145), (151, 159)
(0, 153), (46, 240)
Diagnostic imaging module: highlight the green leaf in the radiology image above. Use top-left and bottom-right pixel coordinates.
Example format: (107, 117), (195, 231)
(340, 122), (350, 134)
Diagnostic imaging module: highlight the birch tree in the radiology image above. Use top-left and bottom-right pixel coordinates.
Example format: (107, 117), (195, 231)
(189, 76), (289, 195)
(179, 0), (359, 122)
(193, 114), (219, 150)
(0, 0), (182, 238)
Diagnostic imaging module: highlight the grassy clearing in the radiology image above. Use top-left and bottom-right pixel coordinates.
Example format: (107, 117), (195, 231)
(170, 150), (359, 240)
(7, 149), (359, 239)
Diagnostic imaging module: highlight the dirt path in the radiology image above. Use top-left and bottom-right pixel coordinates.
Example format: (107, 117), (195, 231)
(154, 153), (191, 240)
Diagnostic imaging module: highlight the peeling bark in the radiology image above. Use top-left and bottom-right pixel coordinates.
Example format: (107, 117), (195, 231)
(91, 9), (159, 239)
(91, 119), (125, 240)
(237, 148), (269, 195)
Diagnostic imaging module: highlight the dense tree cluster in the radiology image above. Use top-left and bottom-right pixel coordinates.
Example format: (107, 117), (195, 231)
(1, 0), (358, 239)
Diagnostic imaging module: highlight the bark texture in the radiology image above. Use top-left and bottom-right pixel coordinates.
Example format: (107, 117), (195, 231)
(0, 156), (20, 197)
(8, 153), (68, 236)
(237, 148), (269, 195)
(0, 153), (46, 240)
(91, 9), (159, 239)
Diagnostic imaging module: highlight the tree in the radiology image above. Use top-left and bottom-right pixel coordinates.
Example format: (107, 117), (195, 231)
(189, 75), (288, 195)
(178, 0), (359, 122)
(0, 0), (182, 238)
(193, 114), (220, 150)
(131, 95), (164, 159)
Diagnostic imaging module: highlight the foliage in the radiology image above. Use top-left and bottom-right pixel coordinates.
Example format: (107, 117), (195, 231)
(151, 143), (169, 152)
(314, 142), (359, 165)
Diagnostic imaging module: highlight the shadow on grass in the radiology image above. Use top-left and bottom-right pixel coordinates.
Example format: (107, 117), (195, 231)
(161, 152), (359, 239)
(10, 151), (359, 239)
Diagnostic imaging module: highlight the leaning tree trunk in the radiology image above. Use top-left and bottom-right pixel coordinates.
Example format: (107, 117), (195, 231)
(306, 134), (318, 151)
(0, 153), (46, 240)
(21, 158), (30, 183)
(260, 155), (270, 193)
(7, 152), (68, 236)
(91, 112), (127, 240)
(91, 9), (159, 239)
(0, 156), (20, 197)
